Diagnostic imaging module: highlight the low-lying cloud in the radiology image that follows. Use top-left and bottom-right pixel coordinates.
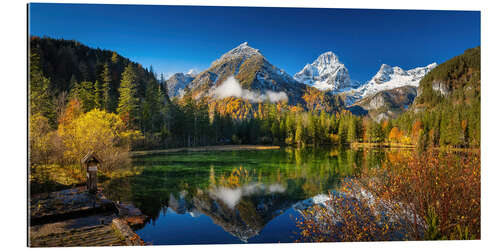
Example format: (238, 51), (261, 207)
(213, 76), (288, 103)
(210, 183), (286, 209)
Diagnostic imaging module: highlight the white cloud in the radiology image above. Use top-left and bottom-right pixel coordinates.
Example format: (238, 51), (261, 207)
(213, 76), (243, 99)
(213, 76), (288, 103)
(266, 91), (288, 103)
(210, 183), (286, 209)
(268, 183), (286, 193)
(211, 187), (242, 209)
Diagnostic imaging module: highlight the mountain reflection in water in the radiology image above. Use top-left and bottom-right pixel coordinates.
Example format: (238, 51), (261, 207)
(102, 147), (391, 244)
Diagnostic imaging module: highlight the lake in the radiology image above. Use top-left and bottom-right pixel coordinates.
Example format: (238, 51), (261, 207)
(102, 147), (390, 245)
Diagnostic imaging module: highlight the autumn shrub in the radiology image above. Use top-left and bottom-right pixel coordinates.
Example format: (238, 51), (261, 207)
(297, 150), (480, 242)
(297, 180), (418, 242)
(57, 109), (141, 173)
(29, 114), (63, 165)
(388, 127), (402, 144)
(29, 114), (52, 165)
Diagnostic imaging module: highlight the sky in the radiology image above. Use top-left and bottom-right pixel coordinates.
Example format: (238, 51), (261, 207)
(29, 3), (480, 82)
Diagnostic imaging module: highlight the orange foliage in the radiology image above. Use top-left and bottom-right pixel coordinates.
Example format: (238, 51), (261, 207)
(411, 120), (423, 142)
(58, 98), (82, 127)
(388, 127), (403, 143)
(297, 150), (480, 242)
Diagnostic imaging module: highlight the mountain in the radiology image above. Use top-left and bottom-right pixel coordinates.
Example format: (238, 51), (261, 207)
(184, 42), (307, 105)
(154, 184), (303, 242)
(30, 36), (160, 112)
(349, 86), (418, 122)
(186, 69), (198, 76)
(294, 51), (359, 91)
(414, 47), (480, 109)
(344, 63), (437, 105)
(399, 47), (480, 148)
(165, 72), (195, 98)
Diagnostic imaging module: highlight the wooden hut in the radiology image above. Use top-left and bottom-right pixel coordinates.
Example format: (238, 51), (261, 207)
(81, 151), (102, 194)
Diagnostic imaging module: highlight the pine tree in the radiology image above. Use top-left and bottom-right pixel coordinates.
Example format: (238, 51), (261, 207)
(79, 62), (89, 81)
(367, 121), (383, 143)
(279, 118), (286, 143)
(29, 48), (56, 126)
(117, 63), (139, 127)
(93, 80), (103, 109)
(347, 117), (358, 143)
(295, 116), (304, 147)
(141, 79), (164, 133)
(100, 62), (112, 112)
(70, 81), (96, 112)
(338, 116), (348, 145)
(69, 74), (78, 91)
(111, 52), (119, 64)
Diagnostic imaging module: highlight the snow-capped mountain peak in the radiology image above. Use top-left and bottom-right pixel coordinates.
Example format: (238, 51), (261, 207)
(186, 69), (198, 77)
(345, 62), (438, 105)
(184, 42), (307, 104)
(313, 51), (340, 67)
(165, 72), (195, 98)
(294, 51), (355, 91)
(216, 42), (261, 64)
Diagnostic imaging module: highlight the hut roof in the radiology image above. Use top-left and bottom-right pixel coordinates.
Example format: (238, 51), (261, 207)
(81, 151), (102, 164)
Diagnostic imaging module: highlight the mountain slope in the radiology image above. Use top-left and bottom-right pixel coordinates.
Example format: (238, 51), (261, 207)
(414, 47), (480, 108)
(349, 86), (417, 122)
(30, 36), (160, 111)
(389, 47), (480, 148)
(294, 51), (358, 91)
(165, 72), (196, 98)
(345, 63), (437, 105)
(185, 42), (307, 105)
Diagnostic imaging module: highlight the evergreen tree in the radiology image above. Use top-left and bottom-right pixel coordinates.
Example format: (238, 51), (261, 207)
(279, 117), (286, 143)
(338, 116), (348, 145)
(367, 121), (383, 143)
(347, 117), (358, 143)
(111, 52), (119, 64)
(69, 74), (78, 91)
(29, 48), (56, 125)
(117, 63), (140, 127)
(93, 80), (103, 109)
(295, 117), (304, 147)
(70, 81), (96, 112)
(100, 62), (112, 112)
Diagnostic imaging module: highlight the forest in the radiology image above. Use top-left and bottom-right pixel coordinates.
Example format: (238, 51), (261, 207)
(29, 36), (480, 171)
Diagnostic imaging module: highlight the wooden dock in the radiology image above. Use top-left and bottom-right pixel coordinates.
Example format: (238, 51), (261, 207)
(29, 186), (145, 247)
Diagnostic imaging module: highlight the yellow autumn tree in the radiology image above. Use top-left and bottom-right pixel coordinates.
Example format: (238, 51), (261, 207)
(388, 127), (402, 143)
(29, 114), (52, 165)
(58, 109), (141, 172)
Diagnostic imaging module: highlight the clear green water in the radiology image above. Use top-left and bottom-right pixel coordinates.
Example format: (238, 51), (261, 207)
(102, 147), (387, 245)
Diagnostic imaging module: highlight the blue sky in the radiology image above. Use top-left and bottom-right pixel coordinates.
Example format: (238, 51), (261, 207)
(29, 4), (480, 82)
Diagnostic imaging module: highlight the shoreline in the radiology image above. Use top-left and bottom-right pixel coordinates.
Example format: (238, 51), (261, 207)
(351, 142), (480, 153)
(130, 145), (281, 157)
(351, 142), (416, 149)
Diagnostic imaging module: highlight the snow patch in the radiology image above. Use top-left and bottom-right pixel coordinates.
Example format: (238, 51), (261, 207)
(294, 51), (354, 91)
(346, 62), (437, 105)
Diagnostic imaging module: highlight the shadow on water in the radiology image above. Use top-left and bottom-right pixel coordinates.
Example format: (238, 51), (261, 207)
(101, 147), (388, 244)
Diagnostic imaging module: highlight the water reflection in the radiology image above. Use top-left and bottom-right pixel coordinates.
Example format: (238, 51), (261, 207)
(102, 147), (389, 244)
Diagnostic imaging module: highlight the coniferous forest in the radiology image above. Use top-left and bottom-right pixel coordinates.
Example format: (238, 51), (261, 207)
(29, 35), (481, 243)
(30, 36), (480, 168)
